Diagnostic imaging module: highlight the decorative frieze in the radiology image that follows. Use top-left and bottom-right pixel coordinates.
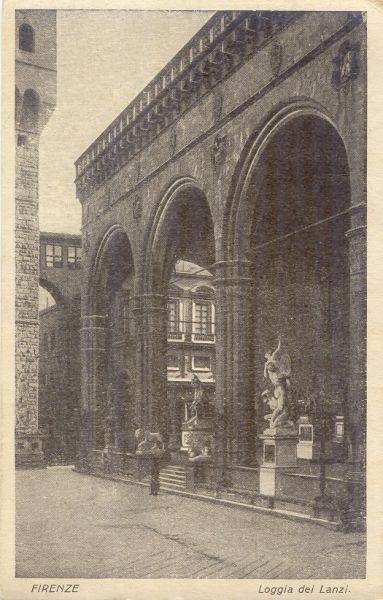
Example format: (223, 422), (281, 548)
(75, 11), (298, 199)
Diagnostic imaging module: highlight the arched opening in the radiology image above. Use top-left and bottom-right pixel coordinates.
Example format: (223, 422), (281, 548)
(39, 277), (65, 306)
(91, 228), (136, 453)
(20, 89), (40, 132)
(245, 115), (350, 461)
(167, 260), (216, 452)
(19, 23), (35, 53)
(148, 185), (216, 460)
(38, 285), (80, 465)
(150, 186), (215, 294)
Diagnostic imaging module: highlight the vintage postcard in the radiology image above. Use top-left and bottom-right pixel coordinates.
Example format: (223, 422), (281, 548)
(1, 0), (382, 598)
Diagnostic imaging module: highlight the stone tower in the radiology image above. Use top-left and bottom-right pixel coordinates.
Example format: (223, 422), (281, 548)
(15, 10), (57, 467)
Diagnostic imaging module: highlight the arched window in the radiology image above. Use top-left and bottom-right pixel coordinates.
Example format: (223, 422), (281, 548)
(20, 89), (40, 132)
(19, 23), (35, 53)
(193, 285), (214, 297)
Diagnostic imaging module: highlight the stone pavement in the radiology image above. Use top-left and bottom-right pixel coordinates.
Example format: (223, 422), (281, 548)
(16, 467), (365, 579)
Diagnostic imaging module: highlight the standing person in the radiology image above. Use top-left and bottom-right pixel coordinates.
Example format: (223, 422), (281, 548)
(149, 453), (160, 496)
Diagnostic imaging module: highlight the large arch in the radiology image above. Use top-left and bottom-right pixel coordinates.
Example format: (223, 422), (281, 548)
(81, 224), (136, 465)
(220, 101), (353, 467)
(20, 88), (40, 132)
(143, 177), (216, 296)
(39, 276), (66, 306)
(86, 223), (134, 315)
(224, 99), (348, 259)
(136, 178), (217, 447)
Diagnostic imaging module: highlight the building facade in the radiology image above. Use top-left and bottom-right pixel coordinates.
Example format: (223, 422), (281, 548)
(15, 11), (57, 467)
(74, 11), (366, 525)
(38, 232), (82, 464)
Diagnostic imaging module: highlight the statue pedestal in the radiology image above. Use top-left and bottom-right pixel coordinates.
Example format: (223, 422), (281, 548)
(180, 417), (213, 454)
(15, 431), (45, 469)
(259, 428), (298, 497)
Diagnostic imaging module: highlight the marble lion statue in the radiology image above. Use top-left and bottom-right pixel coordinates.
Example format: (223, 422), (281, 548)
(135, 428), (164, 454)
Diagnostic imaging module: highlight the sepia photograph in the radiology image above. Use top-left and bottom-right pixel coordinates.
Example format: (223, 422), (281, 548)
(2, 1), (382, 598)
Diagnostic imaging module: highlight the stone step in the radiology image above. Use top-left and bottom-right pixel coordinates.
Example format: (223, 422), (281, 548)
(160, 476), (186, 488)
(143, 464), (187, 490)
(143, 475), (186, 490)
(160, 470), (186, 481)
(162, 465), (185, 473)
(159, 481), (186, 490)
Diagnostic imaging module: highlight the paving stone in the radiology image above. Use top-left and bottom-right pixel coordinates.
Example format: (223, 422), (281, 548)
(16, 467), (366, 579)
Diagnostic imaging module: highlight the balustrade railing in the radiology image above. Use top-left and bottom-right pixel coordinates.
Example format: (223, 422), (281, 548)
(192, 332), (215, 343)
(167, 331), (184, 341)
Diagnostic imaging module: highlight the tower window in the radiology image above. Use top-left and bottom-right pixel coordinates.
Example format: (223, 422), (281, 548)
(19, 23), (35, 53)
(17, 134), (27, 147)
(20, 89), (40, 131)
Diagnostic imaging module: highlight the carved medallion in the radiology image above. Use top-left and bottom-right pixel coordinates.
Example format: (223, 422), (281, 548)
(133, 196), (143, 220)
(270, 41), (282, 77)
(211, 133), (227, 167)
(332, 41), (360, 89)
(169, 129), (177, 156)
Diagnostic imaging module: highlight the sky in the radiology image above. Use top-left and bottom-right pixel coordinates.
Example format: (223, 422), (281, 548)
(39, 10), (214, 234)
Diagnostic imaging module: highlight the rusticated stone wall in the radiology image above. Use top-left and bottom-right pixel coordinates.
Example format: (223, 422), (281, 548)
(15, 10), (56, 467)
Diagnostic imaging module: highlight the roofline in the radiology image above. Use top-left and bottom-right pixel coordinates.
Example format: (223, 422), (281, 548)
(40, 231), (82, 243)
(75, 10), (222, 164)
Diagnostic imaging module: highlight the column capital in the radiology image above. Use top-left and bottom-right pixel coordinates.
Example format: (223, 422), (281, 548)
(133, 293), (167, 314)
(81, 315), (107, 353)
(81, 314), (107, 328)
(212, 259), (254, 286)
